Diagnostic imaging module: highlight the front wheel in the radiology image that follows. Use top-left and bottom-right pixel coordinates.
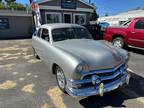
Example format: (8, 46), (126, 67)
(55, 66), (66, 92)
(112, 37), (124, 48)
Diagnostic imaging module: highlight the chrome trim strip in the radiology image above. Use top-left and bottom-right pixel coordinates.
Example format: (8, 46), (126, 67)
(128, 45), (144, 50)
(100, 70), (121, 81)
(81, 64), (127, 79)
(67, 66), (127, 85)
(66, 73), (129, 97)
(129, 38), (144, 43)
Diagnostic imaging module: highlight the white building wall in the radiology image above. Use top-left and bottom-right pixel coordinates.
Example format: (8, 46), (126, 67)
(98, 9), (144, 26)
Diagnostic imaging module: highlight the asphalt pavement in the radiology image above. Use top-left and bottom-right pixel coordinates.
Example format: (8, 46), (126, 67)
(0, 39), (144, 108)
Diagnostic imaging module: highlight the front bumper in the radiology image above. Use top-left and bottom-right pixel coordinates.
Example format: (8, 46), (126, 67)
(66, 72), (130, 97)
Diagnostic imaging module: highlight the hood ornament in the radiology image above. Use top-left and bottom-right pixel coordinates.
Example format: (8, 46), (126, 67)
(92, 75), (101, 86)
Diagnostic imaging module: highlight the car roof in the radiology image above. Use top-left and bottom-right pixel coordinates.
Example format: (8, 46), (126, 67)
(41, 23), (84, 30)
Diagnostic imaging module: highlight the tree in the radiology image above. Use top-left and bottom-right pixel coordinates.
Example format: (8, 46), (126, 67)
(13, 3), (26, 10)
(90, 9), (99, 21)
(5, 0), (16, 9)
(0, 2), (5, 9)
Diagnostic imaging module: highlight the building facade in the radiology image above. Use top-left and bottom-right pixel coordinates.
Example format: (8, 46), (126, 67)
(98, 9), (144, 26)
(0, 10), (32, 39)
(38, 0), (95, 25)
(0, 0), (95, 39)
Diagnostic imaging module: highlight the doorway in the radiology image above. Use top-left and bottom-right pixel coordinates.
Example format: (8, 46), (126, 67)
(63, 13), (72, 23)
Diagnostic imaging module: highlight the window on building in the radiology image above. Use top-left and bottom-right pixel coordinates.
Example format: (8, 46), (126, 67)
(134, 20), (144, 29)
(46, 12), (61, 23)
(74, 14), (86, 25)
(0, 18), (9, 29)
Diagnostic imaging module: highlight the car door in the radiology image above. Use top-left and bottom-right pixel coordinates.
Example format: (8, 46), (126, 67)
(32, 28), (44, 58)
(128, 20), (144, 48)
(40, 28), (52, 66)
(32, 28), (52, 67)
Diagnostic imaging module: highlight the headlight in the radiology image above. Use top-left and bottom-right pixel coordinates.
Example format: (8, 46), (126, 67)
(76, 64), (89, 72)
(76, 65), (83, 72)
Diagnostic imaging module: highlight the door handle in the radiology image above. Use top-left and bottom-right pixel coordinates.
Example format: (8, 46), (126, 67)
(131, 31), (136, 34)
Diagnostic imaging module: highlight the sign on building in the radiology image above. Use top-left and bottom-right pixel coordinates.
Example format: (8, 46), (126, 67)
(0, 18), (9, 30)
(61, 0), (77, 9)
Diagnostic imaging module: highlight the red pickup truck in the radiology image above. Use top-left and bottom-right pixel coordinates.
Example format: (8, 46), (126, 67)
(104, 18), (144, 49)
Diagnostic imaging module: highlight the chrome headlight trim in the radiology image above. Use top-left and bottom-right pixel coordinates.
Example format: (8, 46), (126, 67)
(76, 64), (89, 72)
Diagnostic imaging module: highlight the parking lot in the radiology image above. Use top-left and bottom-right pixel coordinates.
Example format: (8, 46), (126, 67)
(0, 39), (144, 108)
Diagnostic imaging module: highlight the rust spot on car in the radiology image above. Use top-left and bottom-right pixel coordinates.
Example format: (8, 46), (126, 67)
(23, 54), (33, 60)
(0, 64), (15, 70)
(40, 103), (49, 108)
(0, 53), (21, 57)
(47, 87), (66, 108)
(21, 83), (35, 93)
(0, 80), (17, 90)
(19, 78), (25, 81)
(27, 73), (32, 76)
(0, 56), (19, 61)
(27, 59), (41, 64)
(12, 72), (19, 75)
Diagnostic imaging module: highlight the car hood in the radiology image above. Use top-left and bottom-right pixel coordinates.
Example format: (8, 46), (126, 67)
(54, 39), (126, 70)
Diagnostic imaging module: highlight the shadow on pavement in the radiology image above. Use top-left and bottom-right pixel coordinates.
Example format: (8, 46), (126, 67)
(79, 90), (127, 108)
(127, 47), (144, 55)
(0, 37), (32, 40)
(127, 72), (144, 96)
(79, 72), (144, 108)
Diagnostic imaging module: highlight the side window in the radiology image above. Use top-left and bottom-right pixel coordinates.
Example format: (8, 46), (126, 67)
(134, 20), (144, 29)
(37, 28), (41, 37)
(41, 28), (50, 42)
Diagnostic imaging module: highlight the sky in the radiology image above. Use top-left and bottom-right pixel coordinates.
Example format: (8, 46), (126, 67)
(16, 0), (144, 17)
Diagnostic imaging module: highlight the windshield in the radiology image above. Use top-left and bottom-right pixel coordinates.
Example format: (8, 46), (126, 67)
(52, 27), (93, 42)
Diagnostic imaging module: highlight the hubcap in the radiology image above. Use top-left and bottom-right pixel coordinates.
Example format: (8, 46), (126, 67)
(113, 40), (123, 48)
(56, 68), (65, 89)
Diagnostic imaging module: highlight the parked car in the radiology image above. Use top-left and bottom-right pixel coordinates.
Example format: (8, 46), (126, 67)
(83, 24), (103, 40)
(104, 18), (144, 49)
(32, 23), (130, 97)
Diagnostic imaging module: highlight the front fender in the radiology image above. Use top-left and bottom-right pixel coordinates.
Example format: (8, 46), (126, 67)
(50, 46), (82, 80)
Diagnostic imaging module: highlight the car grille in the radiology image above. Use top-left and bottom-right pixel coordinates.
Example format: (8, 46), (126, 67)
(79, 64), (127, 89)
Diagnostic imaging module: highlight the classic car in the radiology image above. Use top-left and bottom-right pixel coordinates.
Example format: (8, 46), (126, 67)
(32, 23), (130, 97)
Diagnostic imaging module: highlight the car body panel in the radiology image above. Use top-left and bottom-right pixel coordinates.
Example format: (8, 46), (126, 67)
(54, 39), (125, 70)
(32, 23), (130, 97)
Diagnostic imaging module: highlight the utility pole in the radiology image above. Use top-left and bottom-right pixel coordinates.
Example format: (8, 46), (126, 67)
(29, 0), (41, 31)
(89, 0), (91, 4)
(29, 0), (35, 31)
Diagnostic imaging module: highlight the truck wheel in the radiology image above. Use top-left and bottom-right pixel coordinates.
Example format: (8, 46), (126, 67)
(112, 37), (124, 48)
(55, 66), (66, 92)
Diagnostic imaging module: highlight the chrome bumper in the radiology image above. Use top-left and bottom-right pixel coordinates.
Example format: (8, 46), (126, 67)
(66, 72), (130, 97)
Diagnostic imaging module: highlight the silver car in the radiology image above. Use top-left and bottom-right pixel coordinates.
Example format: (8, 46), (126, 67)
(32, 23), (130, 97)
